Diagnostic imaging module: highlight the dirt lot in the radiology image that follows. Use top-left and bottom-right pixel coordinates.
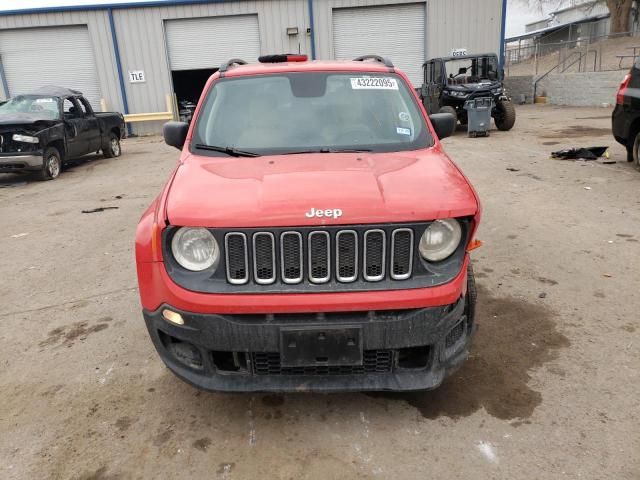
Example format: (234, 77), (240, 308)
(0, 105), (638, 480)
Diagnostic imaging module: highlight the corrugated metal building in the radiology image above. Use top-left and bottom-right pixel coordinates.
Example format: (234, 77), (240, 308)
(0, 0), (506, 134)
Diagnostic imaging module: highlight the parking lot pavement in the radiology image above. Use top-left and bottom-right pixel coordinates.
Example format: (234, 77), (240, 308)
(0, 104), (638, 479)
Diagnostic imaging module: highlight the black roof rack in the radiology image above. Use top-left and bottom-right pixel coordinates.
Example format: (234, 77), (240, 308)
(353, 55), (394, 69)
(219, 58), (248, 77)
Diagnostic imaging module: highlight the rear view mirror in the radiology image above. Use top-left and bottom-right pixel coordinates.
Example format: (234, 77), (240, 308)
(163, 121), (189, 150)
(429, 113), (456, 140)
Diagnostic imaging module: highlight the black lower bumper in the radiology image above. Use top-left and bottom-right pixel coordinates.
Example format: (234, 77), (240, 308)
(143, 295), (475, 392)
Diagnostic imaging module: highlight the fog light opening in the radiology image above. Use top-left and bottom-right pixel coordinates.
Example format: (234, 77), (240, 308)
(168, 340), (204, 370)
(162, 309), (184, 325)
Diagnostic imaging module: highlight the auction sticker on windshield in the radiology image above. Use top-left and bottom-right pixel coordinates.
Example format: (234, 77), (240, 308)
(350, 77), (398, 90)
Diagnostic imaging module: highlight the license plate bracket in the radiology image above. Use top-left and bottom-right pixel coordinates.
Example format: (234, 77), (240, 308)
(280, 326), (363, 367)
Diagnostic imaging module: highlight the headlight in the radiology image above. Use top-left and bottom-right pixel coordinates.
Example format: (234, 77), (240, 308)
(12, 134), (39, 144)
(171, 227), (219, 271)
(419, 219), (462, 262)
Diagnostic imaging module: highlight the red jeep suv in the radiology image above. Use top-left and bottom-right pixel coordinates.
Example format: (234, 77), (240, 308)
(135, 55), (481, 392)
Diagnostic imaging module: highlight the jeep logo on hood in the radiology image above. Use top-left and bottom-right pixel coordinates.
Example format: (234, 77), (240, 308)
(305, 207), (343, 219)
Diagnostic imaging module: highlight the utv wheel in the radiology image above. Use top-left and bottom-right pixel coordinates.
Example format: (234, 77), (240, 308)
(103, 133), (121, 158)
(494, 100), (516, 131)
(439, 105), (458, 124)
(633, 132), (640, 170)
(38, 147), (62, 181)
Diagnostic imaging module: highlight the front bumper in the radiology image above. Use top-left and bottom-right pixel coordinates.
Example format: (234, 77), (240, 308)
(143, 294), (474, 392)
(0, 153), (43, 171)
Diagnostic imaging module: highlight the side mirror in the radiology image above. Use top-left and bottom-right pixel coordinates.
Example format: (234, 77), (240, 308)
(163, 121), (189, 150)
(429, 113), (456, 140)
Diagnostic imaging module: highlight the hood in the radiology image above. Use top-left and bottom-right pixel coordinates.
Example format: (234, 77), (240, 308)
(0, 114), (58, 129)
(166, 149), (479, 228)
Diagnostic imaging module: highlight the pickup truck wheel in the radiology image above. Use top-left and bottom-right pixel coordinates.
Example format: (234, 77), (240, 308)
(103, 133), (121, 158)
(632, 132), (640, 170)
(494, 100), (516, 131)
(38, 147), (62, 181)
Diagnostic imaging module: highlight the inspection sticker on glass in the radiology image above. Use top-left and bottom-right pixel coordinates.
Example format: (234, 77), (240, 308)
(350, 77), (398, 90)
(396, 127), (411, 136)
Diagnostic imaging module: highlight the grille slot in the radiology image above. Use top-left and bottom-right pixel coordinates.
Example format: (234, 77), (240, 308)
(252, 350), (393, 376)
(391, 228), (414, 280)
(224, 233), (249, 284)
(308, 231), (330, 283)
(280, 231), (303, 284)
(363, 230), (386, 281)
(252, 232), (276, 284)
(336, 230), (358, 282)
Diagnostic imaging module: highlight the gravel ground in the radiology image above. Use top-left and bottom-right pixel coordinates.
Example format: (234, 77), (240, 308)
(0, 105), (638, 480)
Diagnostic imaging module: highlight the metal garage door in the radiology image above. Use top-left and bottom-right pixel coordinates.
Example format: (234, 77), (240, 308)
(0, 26), (101, 106)
(332, 3), (426, 86)
(165, 15), (260, 70)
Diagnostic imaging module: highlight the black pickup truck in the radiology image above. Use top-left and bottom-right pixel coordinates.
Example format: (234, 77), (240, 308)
(0, 86), (125, 180)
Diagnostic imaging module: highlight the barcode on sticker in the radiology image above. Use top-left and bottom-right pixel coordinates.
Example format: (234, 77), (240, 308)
(350, 77), (398, 90)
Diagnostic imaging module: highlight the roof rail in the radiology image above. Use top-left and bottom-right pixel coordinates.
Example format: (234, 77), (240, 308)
(353, 55), (394, 69)
(219, 58), (248, 76)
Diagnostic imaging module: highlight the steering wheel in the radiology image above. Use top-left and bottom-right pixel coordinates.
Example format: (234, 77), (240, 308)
(334, 126), (376, 145)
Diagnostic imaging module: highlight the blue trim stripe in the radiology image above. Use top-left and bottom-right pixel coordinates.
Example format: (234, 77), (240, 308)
(108, 8), (129, 114)
(307, 0), (316, 60)
(0, 56), (10, 98)
(499, 0), (507, 68)
(0, 0), (227, 17)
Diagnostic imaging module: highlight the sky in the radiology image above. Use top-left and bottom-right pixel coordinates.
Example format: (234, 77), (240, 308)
(0, 0), (574, 38)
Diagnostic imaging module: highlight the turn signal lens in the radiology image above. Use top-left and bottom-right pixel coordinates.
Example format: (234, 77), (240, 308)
(162, 309), (184, 325)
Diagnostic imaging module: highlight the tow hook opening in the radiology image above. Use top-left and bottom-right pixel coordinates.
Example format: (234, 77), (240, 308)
(397, 345), (431, 369)
(211, 351), (249, 373)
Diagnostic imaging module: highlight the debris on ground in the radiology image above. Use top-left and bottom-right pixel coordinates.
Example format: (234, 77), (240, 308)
(506, 167), (520, 172)
(11, 232), (29, 238)
(584, 187), (592, 190)
(551, 146), (609, 160)
(539, 292), (547, 299)
(81, 207), (120, 214)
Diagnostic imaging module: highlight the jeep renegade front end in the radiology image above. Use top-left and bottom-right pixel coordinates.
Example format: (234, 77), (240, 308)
(135, 55), (481, 392)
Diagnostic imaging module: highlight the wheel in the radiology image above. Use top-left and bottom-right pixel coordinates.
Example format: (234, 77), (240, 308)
(466, 263), (477, 327)
(633, 132), (640, 170)
(439, 105), (458, 124)
(103, 132), (122, 158)
(38, 147), (62, 181)
(493, 100), (516, 131)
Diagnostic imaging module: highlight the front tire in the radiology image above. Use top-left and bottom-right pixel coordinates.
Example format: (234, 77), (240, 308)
(494, 100), (516, 131)
(439, 105), (458, 124)
(103, 132), (121, 158)
(466, 263), (477, 326)
(38, 147), (62, 181)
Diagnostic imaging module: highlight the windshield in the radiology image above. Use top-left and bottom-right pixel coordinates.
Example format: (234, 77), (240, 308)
(192, 72), (432, 155)
(444, 57), (499, 86)
(0, 95), (60, 120)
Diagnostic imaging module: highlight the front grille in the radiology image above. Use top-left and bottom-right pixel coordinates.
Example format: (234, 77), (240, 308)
(251, 350), (393, 376)
(224, 227), (415, 286)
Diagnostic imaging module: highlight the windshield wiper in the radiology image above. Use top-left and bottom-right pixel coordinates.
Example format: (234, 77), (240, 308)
(194, 144), (260, 157)
(280, 147), (372, 155)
